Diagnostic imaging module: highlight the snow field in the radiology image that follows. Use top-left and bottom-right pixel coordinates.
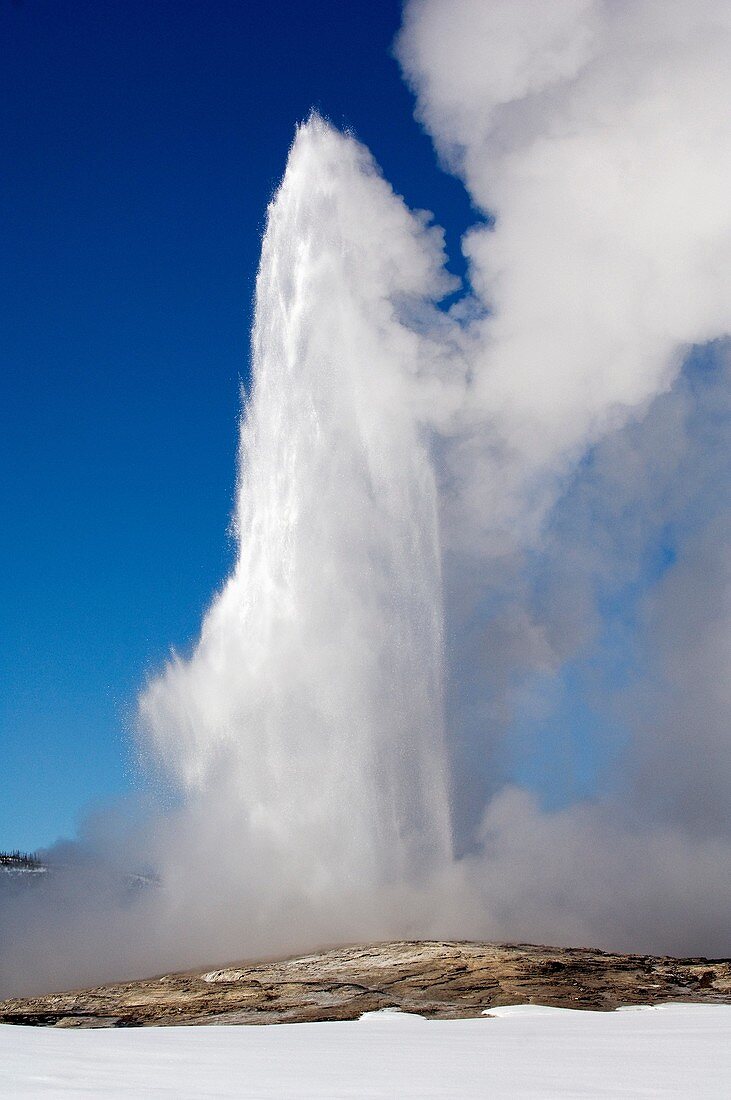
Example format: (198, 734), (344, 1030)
(1, 1003), (729, 1098)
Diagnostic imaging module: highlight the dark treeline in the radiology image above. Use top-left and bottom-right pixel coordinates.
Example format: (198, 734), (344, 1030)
(0, 850), (42, 869)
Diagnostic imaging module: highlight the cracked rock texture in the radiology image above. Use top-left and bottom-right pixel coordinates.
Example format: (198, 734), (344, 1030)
(2, 940), (730, 1028)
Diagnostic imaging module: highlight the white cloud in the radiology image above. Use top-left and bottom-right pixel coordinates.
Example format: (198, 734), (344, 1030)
(399, 0), (731, 549)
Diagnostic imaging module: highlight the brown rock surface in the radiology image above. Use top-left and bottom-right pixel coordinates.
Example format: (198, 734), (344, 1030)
(2, 940), (730, 1028)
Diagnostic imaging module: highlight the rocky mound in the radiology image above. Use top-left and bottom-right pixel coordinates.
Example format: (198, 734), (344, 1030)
(2, 940), (730, 1028)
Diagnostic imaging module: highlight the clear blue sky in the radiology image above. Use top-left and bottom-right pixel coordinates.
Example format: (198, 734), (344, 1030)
(1, 1), (475, 851)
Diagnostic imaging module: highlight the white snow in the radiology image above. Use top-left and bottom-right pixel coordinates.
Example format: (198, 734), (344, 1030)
(1, 1003), (730, 1098)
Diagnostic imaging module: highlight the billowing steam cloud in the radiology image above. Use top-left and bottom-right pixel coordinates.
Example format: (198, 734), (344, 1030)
(2, 0), (730, 997)
(395, 0), (731, 928)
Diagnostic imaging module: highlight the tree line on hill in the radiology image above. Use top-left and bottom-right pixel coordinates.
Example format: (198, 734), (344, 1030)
(0, 850), (42, 869)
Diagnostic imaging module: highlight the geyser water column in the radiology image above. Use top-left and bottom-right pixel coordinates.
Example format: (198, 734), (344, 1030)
(140, 117), (453, 903)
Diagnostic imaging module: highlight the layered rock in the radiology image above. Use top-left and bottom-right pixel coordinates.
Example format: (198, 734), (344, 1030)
(2, 940), (730, 1028)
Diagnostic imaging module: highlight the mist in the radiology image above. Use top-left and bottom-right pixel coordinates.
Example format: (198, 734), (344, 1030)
(2, 0), (730, 998)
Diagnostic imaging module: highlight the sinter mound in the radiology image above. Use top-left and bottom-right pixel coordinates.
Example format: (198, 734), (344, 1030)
(2, 940), (730, 1028)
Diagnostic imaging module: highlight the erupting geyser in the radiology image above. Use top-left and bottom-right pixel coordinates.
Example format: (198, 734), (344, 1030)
(140, 117), (454, 897)
(3, 0), (730, 1002)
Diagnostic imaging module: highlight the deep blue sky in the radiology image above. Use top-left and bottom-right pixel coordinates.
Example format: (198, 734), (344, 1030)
(1, 1), (475, 851)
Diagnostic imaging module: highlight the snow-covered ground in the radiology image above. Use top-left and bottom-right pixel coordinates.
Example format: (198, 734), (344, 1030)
(1, 1003), (729, 1098)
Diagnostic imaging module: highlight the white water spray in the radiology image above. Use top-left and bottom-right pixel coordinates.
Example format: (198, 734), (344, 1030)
(140, 117), (453, 900)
